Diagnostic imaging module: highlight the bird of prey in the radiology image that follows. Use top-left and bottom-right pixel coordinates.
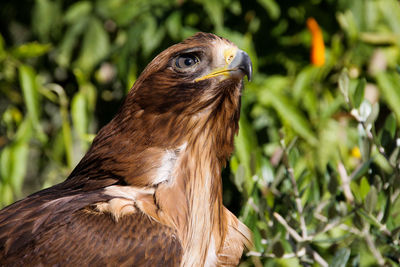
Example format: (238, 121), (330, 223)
(0, 32), (253, 266)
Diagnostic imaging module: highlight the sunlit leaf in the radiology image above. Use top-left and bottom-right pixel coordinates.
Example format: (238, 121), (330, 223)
(350, 181), (362, 203)
(64, 1), (92, 24)
(71, 92), (88, 138)
(75, 17), (110, 72)
(12, 42), (52, 58)
(338, 69), (350, 104)
(18, 64), (45, 142)
(0, 184), (14, 206)
(360, 177), (370, 200)
(234, 164), (245, 192)
(378, 0), (400, 34)
(376, 71), (400, 123)
(9, 143), (29, 195)
(353, 77), (366, 108)
(365, 185), (377, 213)
(0, 147), (11, 183)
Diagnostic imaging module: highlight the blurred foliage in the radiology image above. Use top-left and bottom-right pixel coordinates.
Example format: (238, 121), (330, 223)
(1, 0), (400, 265)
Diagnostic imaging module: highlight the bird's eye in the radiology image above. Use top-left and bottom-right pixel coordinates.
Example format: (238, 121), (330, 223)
(175, 54), (199, 69)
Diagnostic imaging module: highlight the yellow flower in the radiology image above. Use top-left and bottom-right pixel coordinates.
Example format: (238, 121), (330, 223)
(351, 147), (361, 159)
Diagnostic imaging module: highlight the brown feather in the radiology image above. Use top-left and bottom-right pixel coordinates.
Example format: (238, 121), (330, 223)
(0, 32), (252, 266)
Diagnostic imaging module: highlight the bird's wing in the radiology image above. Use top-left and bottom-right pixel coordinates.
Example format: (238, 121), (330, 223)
(0, 186), (182, 266)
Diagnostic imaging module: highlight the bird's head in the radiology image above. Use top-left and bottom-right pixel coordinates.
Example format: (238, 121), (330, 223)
(93, 32), (253, 166)
(127, 32), (252, 115)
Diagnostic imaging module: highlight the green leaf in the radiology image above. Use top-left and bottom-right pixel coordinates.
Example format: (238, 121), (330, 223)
(75, 17), (110, 72)
(257, 0), (280, 20)
(0, 184), (14, 206)
(380, 128), (393, 154)
(350, 158), (372, 180)
(19, 64), (41, 128)
(350, 181), (361, 203)
(0, 34), (5, 60)
(272, 240), (284, 257)
(359, 177), (370, 200)
(96, 0), (144, 26)
(12, 42), (52, 58)
(9, 143), (29, 195)
(235, 115), (260, 193)
(384, 113), (397, 138)
(14, 117), (33, 144)
(259, 89), (317, 145)
(338, 69), (350, 103)
(292, 66), (318, 102)
(357, 209), (383, 228)
(234, 164), (245, 192)
(56, 17), (89, 67)
(64, 1), (92, 24)
(199, 0), (224, 31)
(331, 248), (351, 267)
(166, 11), (182, 40)
(378, 0), (400, 34)
(0, 147), (11, 183)
(61, 108), (73, 169)
(32, 0), (60, 41)
(366, 102), (380, 125)
(376, 71), (400, 124)
(71, 92), (88, 138)
(353, 78), (366, 108)
(142, 17), (165, 57)
(365, 186), (377, 213)
(336, 11), (359, 42)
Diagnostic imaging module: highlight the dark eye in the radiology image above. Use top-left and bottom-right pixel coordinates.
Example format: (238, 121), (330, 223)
(175, 54), (199, 69)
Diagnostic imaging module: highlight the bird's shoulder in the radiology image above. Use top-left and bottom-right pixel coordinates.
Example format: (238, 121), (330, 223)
(0, 184), (182, 266)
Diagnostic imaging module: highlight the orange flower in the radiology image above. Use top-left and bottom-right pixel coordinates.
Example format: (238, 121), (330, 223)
(307, 18), (325, 66)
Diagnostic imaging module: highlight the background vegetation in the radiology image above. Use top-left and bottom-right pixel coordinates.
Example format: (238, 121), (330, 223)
(1, 0), (400, 265)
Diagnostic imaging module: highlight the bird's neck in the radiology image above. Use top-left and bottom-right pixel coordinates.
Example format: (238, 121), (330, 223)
(155, 90), (241, 266)
(154, 131), (226, 267)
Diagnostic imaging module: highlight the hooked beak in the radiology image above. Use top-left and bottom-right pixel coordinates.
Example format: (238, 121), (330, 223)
(228, 50), (252, 82)
(195, 49), (253, 82)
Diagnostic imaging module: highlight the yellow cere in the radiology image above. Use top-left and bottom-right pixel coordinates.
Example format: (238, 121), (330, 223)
(224, 47), (237, 64)
(195, 47), (238, 82)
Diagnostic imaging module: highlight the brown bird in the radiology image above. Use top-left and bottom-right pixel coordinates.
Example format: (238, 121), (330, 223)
(0, 32), (252, 266)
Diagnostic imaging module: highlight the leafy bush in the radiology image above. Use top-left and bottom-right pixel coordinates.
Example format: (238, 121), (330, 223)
(1, 0), (400, 265)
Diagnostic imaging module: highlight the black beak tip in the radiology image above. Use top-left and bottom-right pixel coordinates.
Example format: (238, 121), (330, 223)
(239, 51), (253, 82)
(228, 50), (253, 82)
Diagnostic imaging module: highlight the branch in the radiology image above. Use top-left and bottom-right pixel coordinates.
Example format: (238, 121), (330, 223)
(280, 137), (308, 239)
(273, 212), (305, 243)
(338, 161), (354, 204)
